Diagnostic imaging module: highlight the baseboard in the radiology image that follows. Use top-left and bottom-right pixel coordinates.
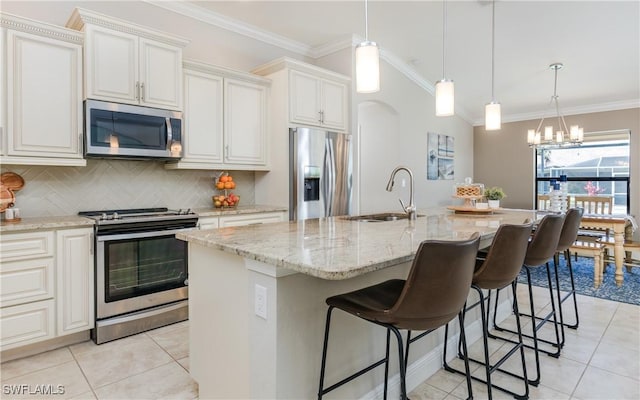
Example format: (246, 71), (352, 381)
(359, 295), (514, 399)
(1, 331), (90, 363)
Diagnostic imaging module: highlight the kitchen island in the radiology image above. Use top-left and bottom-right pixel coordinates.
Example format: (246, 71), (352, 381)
(177, 207), (537, 399)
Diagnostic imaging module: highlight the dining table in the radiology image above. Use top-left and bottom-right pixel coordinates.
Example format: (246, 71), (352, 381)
(579, 214), (637, 286)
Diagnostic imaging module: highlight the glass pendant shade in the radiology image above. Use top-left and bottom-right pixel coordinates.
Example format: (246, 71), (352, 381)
(435, 80), (454, 116)
(485, 102), (501, 131)
(355, 41), (380, 93)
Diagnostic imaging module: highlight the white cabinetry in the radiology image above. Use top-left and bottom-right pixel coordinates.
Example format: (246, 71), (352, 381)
(289, 69), (347, 131)
(67, 8), (188, 111)
(0, 231), (56, 349)
(166, 61), (270, 171)
(198, 216), (220, 230)
(1, 13), (85, 166)
(56, 228), (94, 335)
(198, 211), (286, 230)
(0, 228), (94, 351)
(218, 212), (286, 227)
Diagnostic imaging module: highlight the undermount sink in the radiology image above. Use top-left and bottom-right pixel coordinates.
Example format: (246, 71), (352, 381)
(344, 212), (423, 222)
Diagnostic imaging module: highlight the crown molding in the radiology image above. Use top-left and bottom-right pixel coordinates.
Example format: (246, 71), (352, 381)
(142, 0), (311, 56)
(1, 12), (83, 44)
(67, 7), (189, 47)
(472, 98), (640, 126)
(309, 35), (354, 59)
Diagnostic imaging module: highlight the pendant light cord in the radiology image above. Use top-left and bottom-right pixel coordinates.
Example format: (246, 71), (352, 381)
(364, 0), (369, 40)
(491, 0), (496, 101)
(442, 0), (447, 77)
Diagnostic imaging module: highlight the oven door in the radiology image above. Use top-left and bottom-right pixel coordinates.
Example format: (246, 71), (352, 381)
(96, 227), (191, 319)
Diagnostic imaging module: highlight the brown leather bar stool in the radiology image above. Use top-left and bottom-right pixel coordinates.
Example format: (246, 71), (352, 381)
(491, 213), (565, 386)
(317, 233), (481, 400)
(443, 222), (533, 400)
(552, 208), (584, 339)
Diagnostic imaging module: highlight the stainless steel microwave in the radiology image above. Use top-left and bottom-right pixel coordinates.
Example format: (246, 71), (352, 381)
(84, 100), (183, 160)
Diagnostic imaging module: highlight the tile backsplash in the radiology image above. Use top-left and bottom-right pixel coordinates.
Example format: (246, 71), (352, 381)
(1, 160), (255, 218)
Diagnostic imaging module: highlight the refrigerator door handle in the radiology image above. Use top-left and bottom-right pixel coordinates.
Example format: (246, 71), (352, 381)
(323, 136), (336, 217)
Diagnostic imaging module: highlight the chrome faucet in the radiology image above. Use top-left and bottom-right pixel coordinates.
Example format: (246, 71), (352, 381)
(386, 166), (416, 221)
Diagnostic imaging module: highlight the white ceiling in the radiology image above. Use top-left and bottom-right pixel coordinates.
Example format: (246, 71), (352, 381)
(174, 0), (640, 125)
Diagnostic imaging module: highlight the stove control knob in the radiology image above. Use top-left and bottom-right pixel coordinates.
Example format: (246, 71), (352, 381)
(112, 212), (119, 220)
(101, 213), (108, 220)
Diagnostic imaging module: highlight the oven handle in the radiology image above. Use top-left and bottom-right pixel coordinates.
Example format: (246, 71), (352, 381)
(96, 227), (194, 242)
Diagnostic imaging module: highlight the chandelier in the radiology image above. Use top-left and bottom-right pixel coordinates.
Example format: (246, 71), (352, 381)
(527, 63), (583, 149)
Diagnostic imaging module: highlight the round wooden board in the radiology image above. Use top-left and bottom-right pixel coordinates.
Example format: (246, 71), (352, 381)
(1, 172), (25, 190)
(447, 205), (497, 214)
(0, 172), (25, 212)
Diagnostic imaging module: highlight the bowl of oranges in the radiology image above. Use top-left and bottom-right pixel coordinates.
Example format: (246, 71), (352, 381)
(215, 173), (236, 190)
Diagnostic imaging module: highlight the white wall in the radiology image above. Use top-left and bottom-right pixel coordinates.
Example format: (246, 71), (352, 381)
(351, 59), (475, 214)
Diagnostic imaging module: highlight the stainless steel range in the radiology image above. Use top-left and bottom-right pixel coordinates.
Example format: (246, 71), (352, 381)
(79, 208), (198, 344)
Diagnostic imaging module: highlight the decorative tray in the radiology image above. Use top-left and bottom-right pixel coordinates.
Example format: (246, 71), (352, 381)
(446, 206), (498, 214)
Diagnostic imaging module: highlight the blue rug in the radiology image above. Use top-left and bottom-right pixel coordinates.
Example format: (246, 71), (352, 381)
(518, 256), (640, 306)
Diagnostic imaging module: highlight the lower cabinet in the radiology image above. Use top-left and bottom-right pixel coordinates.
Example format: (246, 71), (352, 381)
(198, 211), (286, 230)
(0, 227), (94, 351)
(218, 212), (286, 227)
(56, 228), (94, 336)
(198, 216), (220, 230)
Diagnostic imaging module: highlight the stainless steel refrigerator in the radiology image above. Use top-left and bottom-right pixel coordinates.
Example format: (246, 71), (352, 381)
(290, 127), (352, 221)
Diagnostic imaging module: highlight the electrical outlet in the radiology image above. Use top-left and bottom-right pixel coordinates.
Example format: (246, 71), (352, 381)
(255, 284), (267, 319)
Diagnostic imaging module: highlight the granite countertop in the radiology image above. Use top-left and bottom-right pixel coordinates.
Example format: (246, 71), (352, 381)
(177, 207), (539, 280)
(0, 205), (287, 233)
(0, 215), (95, 233)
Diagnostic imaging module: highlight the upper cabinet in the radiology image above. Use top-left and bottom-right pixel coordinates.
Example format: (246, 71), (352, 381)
(166, 61), (270, 171)
(289, 70), (348, 131)
(67, 8), (188, 111)
(1, 13), (85, 166)
(253, 57), (350, 132)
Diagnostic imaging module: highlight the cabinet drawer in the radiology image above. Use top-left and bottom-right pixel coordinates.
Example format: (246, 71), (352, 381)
(0, 300), (55, 351)
(0, 231), (54, 262)
(1, 258), (55, 307)
(198, 217), (219, 230)
(219, 212), (285, 227)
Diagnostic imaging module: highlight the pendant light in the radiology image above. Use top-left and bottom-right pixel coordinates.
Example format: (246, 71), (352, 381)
(435, 0), (454, 116)
(355, 0), (380, 93)
(485, 0), (501, 130)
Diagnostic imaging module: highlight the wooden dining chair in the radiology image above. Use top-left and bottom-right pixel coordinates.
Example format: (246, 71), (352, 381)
(573, 196), (613, 214)
(537, 194), (569, 211)
(537, 194), (550, 210)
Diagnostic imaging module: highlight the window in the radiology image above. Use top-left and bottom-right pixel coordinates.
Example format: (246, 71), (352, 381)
(535, 130), (631, 214)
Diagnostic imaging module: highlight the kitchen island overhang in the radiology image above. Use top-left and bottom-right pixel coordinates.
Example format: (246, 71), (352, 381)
(177, 208), (538, 399)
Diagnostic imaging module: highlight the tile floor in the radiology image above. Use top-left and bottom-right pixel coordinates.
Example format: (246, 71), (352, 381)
(1, 285), (638, 399)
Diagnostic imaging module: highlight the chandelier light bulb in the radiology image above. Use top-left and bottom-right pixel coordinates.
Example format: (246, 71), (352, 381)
(544, 126), (553, 141)
(555, 131), (564, 143)
(527, 129), (536, 144)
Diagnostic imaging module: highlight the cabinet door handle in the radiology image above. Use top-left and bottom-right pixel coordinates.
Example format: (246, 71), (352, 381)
(135, 81), (140, 100)
(141, 82), (145, 101)
(318, 110), (323, 123)
(225, 145), (229, 158)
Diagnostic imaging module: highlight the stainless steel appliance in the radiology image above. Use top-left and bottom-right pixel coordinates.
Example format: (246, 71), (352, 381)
(79, 208), (197, 344)
(290, 127), (352, 221)
(84, 100), (183, 160)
